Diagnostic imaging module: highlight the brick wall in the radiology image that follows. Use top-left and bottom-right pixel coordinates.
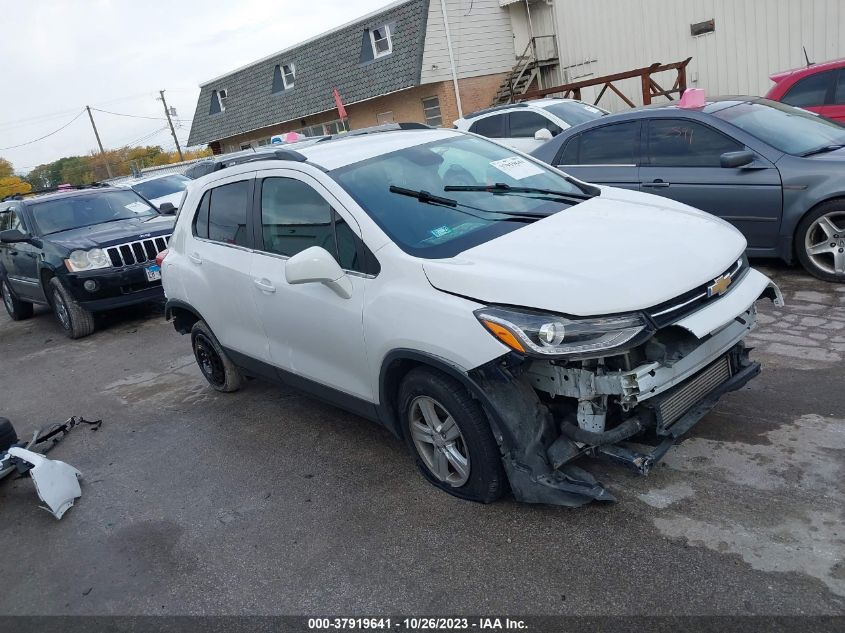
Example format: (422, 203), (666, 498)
(217, 71), (508, 150)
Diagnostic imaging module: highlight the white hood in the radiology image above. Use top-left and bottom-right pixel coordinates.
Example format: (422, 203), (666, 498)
(422, 187), (747, 316)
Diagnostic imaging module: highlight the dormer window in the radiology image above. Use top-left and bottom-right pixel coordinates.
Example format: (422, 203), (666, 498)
(282, 63), (295, 89)
(209, 89), (228, 114)
(217, 89), (228, 111)
(370, 24), (392, 58)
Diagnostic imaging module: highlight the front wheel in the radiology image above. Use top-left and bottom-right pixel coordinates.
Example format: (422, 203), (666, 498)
(190, 320), (242, 392)
(796, 202), (845, 282)
(49, 277), (95, 338)
(398, 367), (505, 503)
(2, 279), (33, 321)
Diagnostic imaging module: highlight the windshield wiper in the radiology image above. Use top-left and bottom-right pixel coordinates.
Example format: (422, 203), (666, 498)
(444, 182), (596, 202)
(387, 185), (547, 221)
(800, 144), (845, 157)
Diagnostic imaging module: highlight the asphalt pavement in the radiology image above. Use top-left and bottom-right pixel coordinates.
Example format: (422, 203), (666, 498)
(0, 262), (843, 616)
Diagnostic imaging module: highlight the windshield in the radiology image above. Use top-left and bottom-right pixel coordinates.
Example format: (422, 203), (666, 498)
(711, 100), (845, 155)
(30, 190), (158, 235)
(543, 101), (607, 127)
(131, 175), (189, 200)
(330, 134), (585, 258)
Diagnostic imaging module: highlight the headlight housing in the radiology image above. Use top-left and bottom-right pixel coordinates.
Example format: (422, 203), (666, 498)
(65, 248), (111, 272)
(474, 306), (650, 359)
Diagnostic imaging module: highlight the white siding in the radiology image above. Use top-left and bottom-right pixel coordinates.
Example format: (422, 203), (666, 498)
(551, 0), (845, 111)
(420, 0), (517, 83)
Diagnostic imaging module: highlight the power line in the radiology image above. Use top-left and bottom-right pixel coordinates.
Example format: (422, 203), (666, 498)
(0, 109), (87, 151)
(91, 107), (169, 121)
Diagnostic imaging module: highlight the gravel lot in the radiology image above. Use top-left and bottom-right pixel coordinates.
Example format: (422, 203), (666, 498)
(1, 263), (843, 616)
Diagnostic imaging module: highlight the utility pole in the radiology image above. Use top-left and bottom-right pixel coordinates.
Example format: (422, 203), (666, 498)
(158, 90), (184, 161)
(86, 105), (113, 179)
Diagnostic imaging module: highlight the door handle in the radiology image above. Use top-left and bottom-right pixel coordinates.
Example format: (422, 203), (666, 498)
(643, 179), (670, 188)
(188, 252), (202, 264)
(253, 278), (276, 293)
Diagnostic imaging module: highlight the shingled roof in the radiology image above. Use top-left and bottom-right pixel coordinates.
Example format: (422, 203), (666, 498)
(187, 0), (431, 146)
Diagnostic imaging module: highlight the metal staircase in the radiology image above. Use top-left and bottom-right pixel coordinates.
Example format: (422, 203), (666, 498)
(491, 36), (558, 106)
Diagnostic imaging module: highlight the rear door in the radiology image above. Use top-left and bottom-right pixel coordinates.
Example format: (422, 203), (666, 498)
(506, 110), (562, 153)
(638, 118), (782, 248)
(468, 113), (508, 147)
(825, 68), (845, 123)
(553, 120), (641, 190)
(780, 68), (837, 118)
(181, 174), (270, 362)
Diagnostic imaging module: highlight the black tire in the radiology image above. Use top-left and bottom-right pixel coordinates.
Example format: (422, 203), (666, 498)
(49, 277), (95, 339)
(0, 417), (18, 453)
(398, 367), (505, 503)
(190, 320), (242, 392)
(2, 279), (34, 321)
(795, 200), (845, 283)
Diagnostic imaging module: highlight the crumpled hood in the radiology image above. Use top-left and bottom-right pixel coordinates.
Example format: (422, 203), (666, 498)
(47, 215), (175, 251)
(423, 187), (747, 316)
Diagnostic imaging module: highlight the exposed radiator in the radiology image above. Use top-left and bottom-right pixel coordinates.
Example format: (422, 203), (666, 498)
(106, 235), (170, 267)
(658, 355), (732, 428)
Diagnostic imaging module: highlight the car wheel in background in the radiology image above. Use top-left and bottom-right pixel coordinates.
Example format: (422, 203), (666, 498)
(398, 367), (505, 503)
(49, 277), (95, 339)
(796, 201), (845, 282)
(2, 279), (34, 321)
(190, 320), (242, 392)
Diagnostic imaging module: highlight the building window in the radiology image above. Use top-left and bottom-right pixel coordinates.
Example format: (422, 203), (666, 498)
(209, 89), (228, 115)
(217, 89), (228, 111)
(690, 19), (715, 37)
(377, 111), (395, 124)
(241, 143), (253, 150)
(282, 63), (295, 89)
(422, 96), (442, 127)
(370, 24), (392, 58)
(324, 119), (348, 135)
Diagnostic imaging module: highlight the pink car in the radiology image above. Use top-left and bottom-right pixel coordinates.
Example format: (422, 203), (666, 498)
(765, 58), (845, 124)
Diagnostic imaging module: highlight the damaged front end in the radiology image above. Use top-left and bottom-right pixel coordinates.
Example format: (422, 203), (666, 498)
(470, 264), (783, 507)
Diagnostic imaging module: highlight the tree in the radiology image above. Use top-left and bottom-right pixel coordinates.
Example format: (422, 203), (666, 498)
(0, 158), (13, 179)
(0, 176), (32, 198)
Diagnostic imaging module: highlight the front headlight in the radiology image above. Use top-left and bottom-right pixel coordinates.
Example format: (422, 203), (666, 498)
(474, 306), (650, 359)
(65, 248), (111, 272)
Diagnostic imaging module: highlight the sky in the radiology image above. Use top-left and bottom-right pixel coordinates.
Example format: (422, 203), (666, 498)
(0, 0), (395, 174)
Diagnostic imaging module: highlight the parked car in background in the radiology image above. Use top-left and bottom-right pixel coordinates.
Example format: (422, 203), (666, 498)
(453, 99), (608, 152)
(531, 96), (845, 282)
(123, 174), (190, 212)
(765, 58), (845, 123)
(162, 125), (781, 507)
(0, 185), (173, 338)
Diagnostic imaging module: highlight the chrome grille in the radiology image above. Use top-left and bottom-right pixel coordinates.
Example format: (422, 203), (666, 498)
(107, 235), (170, 267)
(657, 355), (732, 428)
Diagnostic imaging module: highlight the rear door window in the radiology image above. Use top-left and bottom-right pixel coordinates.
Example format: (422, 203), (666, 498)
(782, 70), (836, 107)
(194, 180), (251, 246)
(574, 121), (640, 164)
(835, 69), (845, 105)
(469, 113), (506, 138)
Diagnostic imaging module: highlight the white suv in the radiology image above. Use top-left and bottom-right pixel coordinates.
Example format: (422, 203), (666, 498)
(453, 99), (608, 152)
(161, 126), (782, 507)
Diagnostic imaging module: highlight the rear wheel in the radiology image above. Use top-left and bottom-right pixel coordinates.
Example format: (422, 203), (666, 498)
(398, 367), (504, 503)
(191, 320), (242, 392)
(1, 279), (33, 321)
(796, 201), (845, 282)
(49, 277), (95, 339)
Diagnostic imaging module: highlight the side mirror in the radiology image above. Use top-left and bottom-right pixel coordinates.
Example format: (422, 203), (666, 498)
(285, 246), (352, 299)
(159, 202), (177, 215)
(720, 150), (755, 168)
(534, 128), (554, 142)
(0, 229), (30, 244)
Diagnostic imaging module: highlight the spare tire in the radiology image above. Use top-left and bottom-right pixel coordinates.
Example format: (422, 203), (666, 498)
(0, 417), (18, 453)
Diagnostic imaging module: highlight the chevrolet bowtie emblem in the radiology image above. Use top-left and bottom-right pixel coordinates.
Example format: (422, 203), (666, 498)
(707, 274), (732, 297)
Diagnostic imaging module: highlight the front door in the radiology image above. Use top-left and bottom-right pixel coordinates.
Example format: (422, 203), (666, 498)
(554, 120), (641, 191)
(638, 118), (783, 249)
(249, 170), (372, 402)
(0, 205), (42, 301)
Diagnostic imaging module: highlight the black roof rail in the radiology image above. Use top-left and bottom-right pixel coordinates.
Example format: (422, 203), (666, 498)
(463, 102), (529, 120)
(6, 182), (112, 201)
(215, 148), (308, 170)
(344, 122), (432, 137)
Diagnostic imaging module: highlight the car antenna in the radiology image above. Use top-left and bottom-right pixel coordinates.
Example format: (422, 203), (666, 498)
(803, 45), (814, 67)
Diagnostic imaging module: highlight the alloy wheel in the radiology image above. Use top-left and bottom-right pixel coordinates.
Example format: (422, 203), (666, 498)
(805, 211), (845, 276)
(2, 282), (13, 315)
(408, 395), (471, 487)
(52, 290), (71, 330)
